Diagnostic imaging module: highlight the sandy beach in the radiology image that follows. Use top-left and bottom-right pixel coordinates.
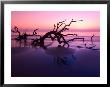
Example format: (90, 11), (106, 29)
(11, 46), (100, 77)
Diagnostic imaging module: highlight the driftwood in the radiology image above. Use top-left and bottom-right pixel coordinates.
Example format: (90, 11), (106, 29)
(63, 34), (78, 37)
(11, 26), (41, 47)
(31, 19), (78, 48)
(11, 26), (40, 41)
(31, 19), (85, 48)
(31, 30), (69, 48)
(66, 37), (84, 43)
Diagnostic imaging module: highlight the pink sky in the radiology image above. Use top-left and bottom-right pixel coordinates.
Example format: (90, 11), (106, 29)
(11, 11), (100, 36)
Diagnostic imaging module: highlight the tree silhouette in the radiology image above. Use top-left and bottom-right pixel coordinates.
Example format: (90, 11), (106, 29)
(31, 19), (79, 48)
(11, 26), (41, 47)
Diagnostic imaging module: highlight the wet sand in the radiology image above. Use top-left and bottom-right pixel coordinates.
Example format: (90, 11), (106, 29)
(11, 46), (100, 77)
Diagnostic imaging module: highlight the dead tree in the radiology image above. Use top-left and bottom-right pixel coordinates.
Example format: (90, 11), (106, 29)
(11, 26), (41, 47)
(11, 26), (40, 40)
(31, 30), (69, 48)
(31, 19), (84, 48)
(31, 19), (78, 48)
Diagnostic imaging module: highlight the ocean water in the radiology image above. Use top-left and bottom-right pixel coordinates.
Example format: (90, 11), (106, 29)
(11, 35), (100, 50)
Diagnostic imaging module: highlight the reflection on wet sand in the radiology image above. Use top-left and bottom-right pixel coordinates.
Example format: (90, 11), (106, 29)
(45, 46), (76, 65)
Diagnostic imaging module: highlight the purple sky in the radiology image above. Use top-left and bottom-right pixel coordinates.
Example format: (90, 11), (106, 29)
(11, 11), (100, 36)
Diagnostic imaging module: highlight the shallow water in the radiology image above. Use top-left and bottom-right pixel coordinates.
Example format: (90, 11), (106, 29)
(11, 35), (100, 77)
(11, 35), (100, 49)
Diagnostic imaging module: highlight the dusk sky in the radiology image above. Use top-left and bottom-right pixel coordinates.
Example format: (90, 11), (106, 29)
(11, 11), (100, 36)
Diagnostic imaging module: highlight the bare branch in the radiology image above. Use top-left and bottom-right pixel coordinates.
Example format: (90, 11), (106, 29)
(53, 24), (56, 31)
(33, 29), (38, 35)
(58, 19), (75, 33)
(55, 19), (66, 31)
(11, 26), (21, 36)
(63, 34), (78, 37)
